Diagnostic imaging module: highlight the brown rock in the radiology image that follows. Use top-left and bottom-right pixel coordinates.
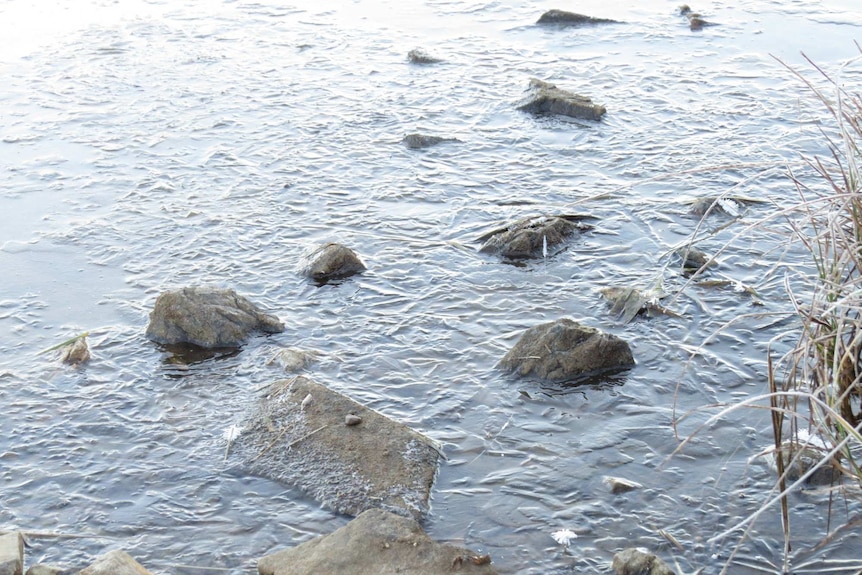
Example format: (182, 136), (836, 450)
(258, 508), (498, 575)
(300, 243), (366, 284)
(517, 78), (606, 121)
(536, 9), (618, 26)
(145, 287), (284, 348)
(233, 377), (439, 520)
(612, 548), (675, 575)
(78, 550), (153, 575)
(500, 318), (634, 383)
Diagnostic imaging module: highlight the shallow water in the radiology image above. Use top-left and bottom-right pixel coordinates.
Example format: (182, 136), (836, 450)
(2, 0), (862, 573)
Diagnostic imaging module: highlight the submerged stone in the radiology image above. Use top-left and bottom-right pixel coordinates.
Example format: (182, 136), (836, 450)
(517, 78), (606, 121)
(478, 215), (592, 260)
(145, 287), (284, 348)
(259, 508), (499, 575)
(407, 48), (442, 64)
(401, 133), (459, 149)
(536, 9), (618, 26)
(674, 246), (713, 272)
(599, 286), (682, 324)
(612, 547), (676, 575)
(299, 243), (366, 284)
(500, 318), (634, 383)
(233, 376), (440, 520)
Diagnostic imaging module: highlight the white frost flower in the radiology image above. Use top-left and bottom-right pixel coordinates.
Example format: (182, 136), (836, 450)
(733, 280), (745, 293)
(718, 198), (740, 217)
(551, 528), (577, 547)
(222, 424), (244, 443)
(542, 235), (548, 259)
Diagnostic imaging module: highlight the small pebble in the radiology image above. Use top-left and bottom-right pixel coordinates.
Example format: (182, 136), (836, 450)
(300, 393), (313, 411)
(345, 414), (362, 426)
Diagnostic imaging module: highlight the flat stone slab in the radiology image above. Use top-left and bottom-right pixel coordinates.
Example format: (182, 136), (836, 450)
(259, 508), (498, 575)
(145, 287), (284, 348)
(233, 377), (440, 520)
(500, 318), (634, 383)
(516, 78), (606, 121)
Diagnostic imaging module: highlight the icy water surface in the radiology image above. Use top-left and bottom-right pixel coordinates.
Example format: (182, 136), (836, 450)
(2, 0), (862, 573)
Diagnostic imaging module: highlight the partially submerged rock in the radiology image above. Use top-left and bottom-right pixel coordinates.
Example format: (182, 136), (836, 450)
(60, 335), (90, 365)
(402, 133), (459, 149)
(233, 376), (440, 520)
(599, 286), (682, 324)
(536, 9), (618, 26)
(674, 246), (713, 272)
(259, 508), (498, 575)
(478, 215), (592, 260)
(679, 5), (713, 30)
(612, 547), (676, 575)
(603, 476), (642, 494)
(79, 550), (153, 575)
(299, 243), (366, 284)
(269, 347), (318, 373)
(145, 287), (284, 348)
(517, 78), (606, 121)
(775, 440), (841, 487)
(499, 318), (634, 383)
(407, 48), (442, 64)
(688, 196), (764, 217)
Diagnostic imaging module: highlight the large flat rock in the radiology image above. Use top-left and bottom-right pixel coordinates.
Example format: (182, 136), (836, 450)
(233, 377), (439, 520)
(258, 508), (498, 575)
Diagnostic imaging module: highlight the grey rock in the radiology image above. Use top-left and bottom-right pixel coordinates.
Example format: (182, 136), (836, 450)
(259, 508), (498, 575)
(299, 243), (366, 284)
(401, 133), (459, 149)
(537, 9), (618, 26)
(612, 548), (676, 575)
(145, 287), (284, 348)
(78, 550), (153, 575)
(478, 215), (592, 260)
(233, 376), (440, 520)
(407, 48), (442, 64)
(500, 318), (634, 383)
(0, 532), (22, 575)
(517, 78), (606, 121)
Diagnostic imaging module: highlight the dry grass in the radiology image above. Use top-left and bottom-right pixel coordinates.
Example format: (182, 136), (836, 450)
(764, 47), (862, 572)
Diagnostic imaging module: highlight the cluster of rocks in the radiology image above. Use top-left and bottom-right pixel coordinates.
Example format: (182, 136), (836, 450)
(0, 538), (150, 575)
(678, 5), (713, 31)
(31, 6), (747, 574)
